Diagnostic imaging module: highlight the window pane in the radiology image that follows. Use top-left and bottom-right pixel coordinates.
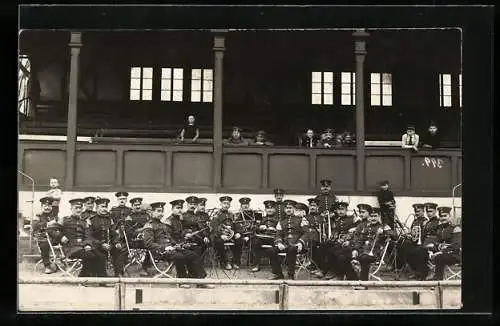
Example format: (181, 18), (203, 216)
(192, 69), (202, 79)
(131, 67), (141, 78)
(382, 95), (392, 106)
(341, 94), (352, 105)
(203, 69), (213, 80)
(174, 68), (183, 79)
(371, 94), (380, 106)
(162, 68), (172, 79)
(142, 78), (153, 90)
(323, 72), (333, 83)
(311, 82), (322, 94)
(323, 94), (333, 105)
(371, 73), (380, 84)
(382, 84), (392, 95)
(312, 71), (321, 83)
(130, 89), (140, 101)
(323, 82), (333, 94)
(443, 96), (452, 107)
(341, 84), (352, 94)
(191, 90), (201, 102)
(142, 68), (153, 79)
(443, 85), (451, 96)
(173, 79), (183, 90)
(459, 74), (462, 85)
(382, 73), (392, 84)
(312, 93), (322, 104)
(341, 72), (351, 83)
(203, 90), (213, 103)
(161, 78), (171, 90)
(161, 90), (171, 101)
(192, 79), (201, 91)
(371, 84), (380, 95)
(130, 78), (141, 90)
(203, 80), (213, 91)
(173, 90), (183, 102)
(442, 74), (451, 85)
(142, 90), (152, 101)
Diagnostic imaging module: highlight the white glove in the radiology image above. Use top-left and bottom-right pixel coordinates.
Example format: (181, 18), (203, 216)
(352, 250), (359, 258)
(296, 242), (303, 252)
(102, 243), (111, 251)
(221, 235), (229, 241)
(203, 237), (210, 244)
(259, 225), (267, 230)
(115, 243), (122, 249)
(84, 245), (92, 251)
(243, 236), (250, 242)
(184, 233), (192, 239)
(61, 236), (69, 244)
(234, 233), (241, 240)
(164, 246), (175, 252)
(277, 243), (286, 251)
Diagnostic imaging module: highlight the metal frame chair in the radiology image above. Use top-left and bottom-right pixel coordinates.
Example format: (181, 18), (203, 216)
(368, 238), (392, 281)
(147, 250), (175, 278)
(34, 234), (83, 278)
(445, 263), (462, 280)
(123, 248), (148, 276)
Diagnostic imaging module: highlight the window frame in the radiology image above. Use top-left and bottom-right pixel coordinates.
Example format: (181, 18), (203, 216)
(370, 72), (393, 107)
(311, 71), (334, 106)
(438, 73), (452, 108)
(340, 72), (356, 106)
(160, 67), (184, 102)
(190, 68), (213, 103)
(129, 67), (153, 101)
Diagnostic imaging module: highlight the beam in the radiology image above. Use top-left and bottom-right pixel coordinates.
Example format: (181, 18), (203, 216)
(65, 32), (82, 189)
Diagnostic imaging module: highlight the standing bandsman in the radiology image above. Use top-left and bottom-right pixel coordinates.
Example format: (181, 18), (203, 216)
(306, 198), (328, 278)
(267, 200), (309, 280)
(422, 202), (440, 246)
(195, 197), (211, 227)
(33, 197), (57, 274)
(376, 180), (396, 229)
(81, 197), (97, 222)
(251, 200), (279, 272)
(212, 196), (244, 270)
(273, 188), (287, 220)
(410, 203), (427, 245)
(110, 192), (132, 225)
(315, 179), (338, 225)
(234, 197), (259, 245)
(182, 196), (210, 258)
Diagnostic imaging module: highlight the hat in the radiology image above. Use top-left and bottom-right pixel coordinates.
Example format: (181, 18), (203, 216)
(437, 207), (452, 215)
(335, 201), (349, 209)
(46, 220), (62, 229)
(273, 188), (285, 195)
(412, 203), (425, 210)
(320, 179), (332, 186)
(379, 180), (389, 186)
(429, 120), (437, 127)
(83, 196), (96, 203)
(115, 191), (129, 198)
(170, 199), (185, 207)
(219, 196), (233, 203)
(295, 202), (309, 212)
(185, 196), (198, 205)
(256, 130), (266, 136)
(232, 126), (242, 132)
(357, 204), (372, 213)
(324, 128), (333, 134)
(95, 198), (110, 206)
(284, 200), (297, 207)
(406, 125), (415, 131)
(370, 207), (381, 215)
(424, 202), (438, 210)
(150, 202), (166, 210)
(307, 198), (319, 205)
(263, 200), (276, 208)
(69, 198), (84, 206)
(129, 197), (143, 205)
(239, 197), (251, 205)
(39, 196), (53, 205)
(198, 197), (207, 205)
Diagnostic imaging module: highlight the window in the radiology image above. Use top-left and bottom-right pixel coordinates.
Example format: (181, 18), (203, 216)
(191, 69), (213, 103)
(18, 55), (31, 116)
(439, 73), (452, 107)
(370, 73), (392, 106)
(161, 68), (184, 102)
(311, 71), (333, 105)
(341, 72), (356, 105)
(459, 73), (462, 108)
(129, 67), (153, 101)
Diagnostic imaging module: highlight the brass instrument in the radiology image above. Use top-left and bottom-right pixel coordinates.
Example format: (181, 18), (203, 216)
(411, 225), (422, 245)
(219, 224), (235, 242)
(120, 224), (131, 255)
(184, 226), (210, 240)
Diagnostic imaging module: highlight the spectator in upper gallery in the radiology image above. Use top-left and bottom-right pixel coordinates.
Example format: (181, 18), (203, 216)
(420, 121), (441, 150)
(317, 129), (336, 149)
(401, 125), (419, 153)
(335, 134), (344, 147)
(299, 129), (319, 148)
(342, 131), (356, 147)
(223, 126), (249, 146)
(179, 115), (200, 143)
(250, 130), (274, 146)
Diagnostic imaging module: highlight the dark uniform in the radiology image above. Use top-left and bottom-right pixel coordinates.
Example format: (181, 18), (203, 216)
(182, 196), (210, 258)
(273, 188), (286, 220)
(395, 203), (427, 272)
(195, 197), (211, 228)
(422, 203), (440, 247)
(304, 198), (327, 272)
(33, 197), (58, 273)
(268, 200), (309, 280)
(315, 179), (338, 226)
(251, 200), (279, 272)
(431, 209), (461, 280)
(81, 196), (97, 222)
(109, 191), (133, 225)
(376, 180), (396, 228)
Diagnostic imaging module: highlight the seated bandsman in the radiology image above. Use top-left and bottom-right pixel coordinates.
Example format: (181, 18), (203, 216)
(267, 200), (309, 280)
(59, 198), (101, 277)
(33, 196), (58, 274)
(428, 207), (461, 280)
(317, 129), (336, 148)
(422, 202), (440, 246)
(81, 197), (97, 221)
(182, 196), (210, 258)
(143, 201), (210, 287)
(195, 198), (211, 226)
(235, 197), (261, 243)
(211, 196), (244, 270)
(110, 192), (132, 225)
(251, 200), (279, 272)
(305, 198), (328, 278)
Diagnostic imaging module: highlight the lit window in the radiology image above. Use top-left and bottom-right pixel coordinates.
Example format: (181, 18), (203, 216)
(370, 73), (392, 106)
(341, 72), (356, 106)
(161, 68), (184, 102)
(191, 68), (213, 103)
(459, 73), (462, 108)
(129, 67), (153, 101)
(311, 71), (333, 105)
(18, 55), (31, 116)
(439, 73), (452, 107)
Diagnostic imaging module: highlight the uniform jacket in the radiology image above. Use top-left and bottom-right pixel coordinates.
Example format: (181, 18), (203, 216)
(422, 217), (440, 246)
(352, 220), (387, 255)
(32, 212), (58, 242)
(234, 210), (261, 235)
(143, 219), (175, 253)
(164, 214), (185, 244)
(110, 205), (132, 224)
(275, 201), (287, 220)
(376, 189), (395, 210)
(115, 210), (149, 242)
(410, 216), (427, 244)
(315, 193), (338, 215)
(304, 213), (326, 242)
(211, 210), (242, 238)
(181, 211), (210, 242)
(274, 215), (308, 247)
(435, 223), (461, 255)
(255, 213), (279, 236)
(81, 210), (96, 222)
(86, 213), (118, 249)
(331, 215), (357, 245)
(60, 215), (92, 256)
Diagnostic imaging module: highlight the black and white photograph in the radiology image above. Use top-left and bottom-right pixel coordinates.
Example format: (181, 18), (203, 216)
(17, 5), (484, 312)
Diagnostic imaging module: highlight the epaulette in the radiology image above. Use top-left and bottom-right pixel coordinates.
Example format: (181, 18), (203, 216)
(143, 222), (153, 230)
(453, 226), (462, 233)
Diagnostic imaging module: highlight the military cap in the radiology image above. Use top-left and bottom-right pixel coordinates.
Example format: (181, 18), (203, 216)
(115, 191), (129, 198)
(424, 202), (438, 210)
(335, 201), (349, 209)
(320, 179), (332, 186)
(370, 207), (381, 215)
(46, 220), (62, 229)
(357, 204), (372, 213)
(437, 207), (452, 215)
(273, 188), (285, 195)
(198, 197), (207, 205)
(324, 128), (334, 134)
(69, 198), (84, 206)
(95, 197), (110, 206)
(185, 196), (198, 205)
(39, 196), (53, 205)
(284, 200), (297, 207)
(263, 200), (276, 208)
(83, 196), (96, 203)
(219, 196), (233, 203)
(295, 202), (309, 212)
(406, 125), (415, 131)
(412, 203), (425, 210)
(232, 126), (242, 132)
(379, 180), (389, 186)
(256, 130), (266, 136)
(239, 197), (251, 205)
(150, 202), (166, 210)
(170, 199), (185, 207)
(307, 198), (319, 205)
(129, 197), (143, 205)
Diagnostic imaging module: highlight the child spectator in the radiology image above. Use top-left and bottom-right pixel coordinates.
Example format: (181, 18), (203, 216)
(317, 129), (336, 149)
(401, 125), (419, 153)
(179, 115), (200, 143)
(335, 134), (344, 147)
(251, 130), (274, 146)
(46, 177), (62, 218)
(300, 129), (318, 148)
(421, 121), (441, 149)
(223, 126), (249, 146)
(376, 180), (396, 229)
(343, 132), (356, 147)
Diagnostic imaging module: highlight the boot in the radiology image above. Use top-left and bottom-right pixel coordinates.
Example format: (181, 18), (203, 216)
(251, 265), (260, 272)
(232, 263), (240, 270)
(44, 267), (54, 274)
(270, 273), (284, 280)
(224, 263), (232, 270)
(287, 273), (295, 280)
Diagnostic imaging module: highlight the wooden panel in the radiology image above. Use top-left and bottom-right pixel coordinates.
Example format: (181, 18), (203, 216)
(316, 155), (356, 191)
(411, 156), (452, 191)
(75, 151), (116, 186)
(269, 155), (309, 190)
(22, 149), (66, 186)
(365, 156), (404, 191)
(222, 154), (262, 188)
(458, 157), (462, 185)
(123, 151), (165, 186)
(172, 153), (213, 187)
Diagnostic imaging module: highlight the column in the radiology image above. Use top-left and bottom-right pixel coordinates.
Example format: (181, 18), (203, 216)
(353, 29), (369, 191)
(212, 30), (227, 191)
(65, 32), (82, 189)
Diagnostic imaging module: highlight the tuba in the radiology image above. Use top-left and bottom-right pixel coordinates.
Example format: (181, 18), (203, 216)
(219, 224), (235, 242)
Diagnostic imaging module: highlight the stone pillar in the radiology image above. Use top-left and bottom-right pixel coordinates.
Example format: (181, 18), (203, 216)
(65, 32), (82, 189)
